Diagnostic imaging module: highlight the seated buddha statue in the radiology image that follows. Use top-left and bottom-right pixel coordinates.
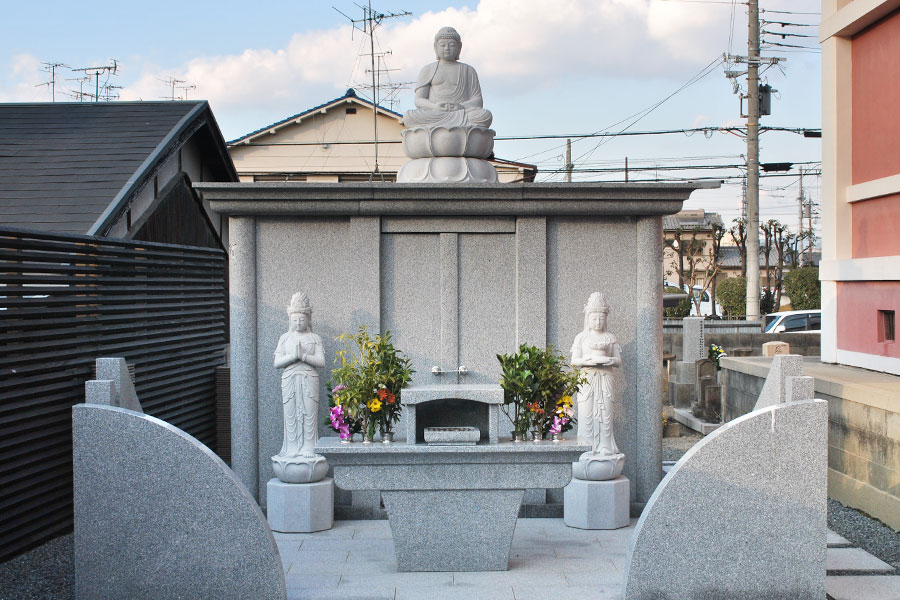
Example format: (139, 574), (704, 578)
(403, 26), (493, 130)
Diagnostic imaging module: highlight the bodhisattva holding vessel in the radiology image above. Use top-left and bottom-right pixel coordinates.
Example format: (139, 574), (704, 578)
(570, 292), (625, 481)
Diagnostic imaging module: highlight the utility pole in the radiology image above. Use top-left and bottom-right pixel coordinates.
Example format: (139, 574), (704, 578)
(566, 139), (573, 183)
(798, 166), (805, 242)
(745, 0), (761, 322)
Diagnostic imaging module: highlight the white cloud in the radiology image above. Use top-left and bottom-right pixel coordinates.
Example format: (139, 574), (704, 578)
(116, 0), (741, 136)
(0, 54), (49, 102)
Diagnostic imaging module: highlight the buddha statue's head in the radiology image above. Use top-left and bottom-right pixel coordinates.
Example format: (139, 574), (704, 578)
(287, 292), (312, 332)
(433, 26), (462, 61)
(583, 292), (610, 333)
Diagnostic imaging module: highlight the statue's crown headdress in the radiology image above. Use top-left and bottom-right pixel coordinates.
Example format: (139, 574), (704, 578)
(287, 292), (312, 315)
(434, 26), (461, 44)
(584, 292), (610, 314)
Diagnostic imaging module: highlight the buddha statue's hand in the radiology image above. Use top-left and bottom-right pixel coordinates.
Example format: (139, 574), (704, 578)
(438, 101), (463, 111)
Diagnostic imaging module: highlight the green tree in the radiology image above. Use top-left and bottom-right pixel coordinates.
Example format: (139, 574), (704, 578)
(717, 277), (746, 318)
(783, 266), (820, 310)
(664, 285), (691, 318)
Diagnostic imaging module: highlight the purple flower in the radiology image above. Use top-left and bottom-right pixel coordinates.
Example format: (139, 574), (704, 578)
(332, 384), (347, 394)
(550, 416), (567, 435)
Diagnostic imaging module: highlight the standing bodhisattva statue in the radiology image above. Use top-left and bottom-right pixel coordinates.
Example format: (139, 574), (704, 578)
(272, 292), (328, 484)
(570, 292), (625, 481)
(397, 26), (499, 183)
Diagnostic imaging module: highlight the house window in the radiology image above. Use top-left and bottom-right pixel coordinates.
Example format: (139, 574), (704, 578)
(879, 310), (895, 342)
(346, 108), (357, 114)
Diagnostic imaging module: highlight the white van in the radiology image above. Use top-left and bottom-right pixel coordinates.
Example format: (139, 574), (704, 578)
(764, 310), (821, 333)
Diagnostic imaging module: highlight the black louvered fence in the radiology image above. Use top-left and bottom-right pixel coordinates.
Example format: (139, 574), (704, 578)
(0, 226), (227, 561)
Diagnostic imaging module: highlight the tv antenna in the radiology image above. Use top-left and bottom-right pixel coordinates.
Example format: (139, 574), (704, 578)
(72, 60), (119, 103)
(36, 62), (69, 102)
(159, 76), (192, 100)
(334, 1), (411, 177)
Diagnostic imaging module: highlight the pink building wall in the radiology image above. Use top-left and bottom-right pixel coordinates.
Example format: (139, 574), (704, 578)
(838, 9), (900, 358)
(851, 9), (900, 185)
(852, 193), (900, 258)
(836, 281), (900, 359)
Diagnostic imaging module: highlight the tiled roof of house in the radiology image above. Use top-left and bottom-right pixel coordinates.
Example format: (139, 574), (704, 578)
(663, 211), (725, 231)
(0, 101), (233, 235)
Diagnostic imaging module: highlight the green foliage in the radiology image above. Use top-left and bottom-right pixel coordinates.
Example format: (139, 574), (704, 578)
(497, 344), (583, 437)
(664, 285), (691, 318)
(783, 266), (821, 310)
(717, 277), (746, 318)
(327, 326), (414, 437)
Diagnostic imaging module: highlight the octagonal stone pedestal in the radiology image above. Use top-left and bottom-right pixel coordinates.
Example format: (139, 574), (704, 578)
(316, 438), (587, 572)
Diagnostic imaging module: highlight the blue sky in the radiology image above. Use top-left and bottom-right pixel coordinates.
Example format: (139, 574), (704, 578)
(2, 0), (822, 233)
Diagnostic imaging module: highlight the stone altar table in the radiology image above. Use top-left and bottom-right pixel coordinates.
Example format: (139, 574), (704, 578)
(316, 438), (588, 571)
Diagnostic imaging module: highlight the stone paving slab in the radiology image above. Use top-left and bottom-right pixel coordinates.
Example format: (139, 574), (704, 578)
(826, 575), (900, 600)
(828, 530), (852, 546)
(275, 519), (895, 600)
(827, 547), (895, 572)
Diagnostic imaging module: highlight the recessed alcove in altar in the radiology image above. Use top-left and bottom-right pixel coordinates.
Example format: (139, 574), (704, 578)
(402, 384), (503, 444)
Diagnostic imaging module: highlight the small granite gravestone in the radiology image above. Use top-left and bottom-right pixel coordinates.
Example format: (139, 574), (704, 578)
(763, 340), (790, 356)
(754, 354), (803, 411)
(623, 399), (827, 599)
(91, 357), (142, 412)
(669, 317), (707, 409)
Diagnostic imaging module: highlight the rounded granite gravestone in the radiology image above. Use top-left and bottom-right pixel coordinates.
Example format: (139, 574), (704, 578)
(73, 404), (286, 600)
(623, 399), (827, 600)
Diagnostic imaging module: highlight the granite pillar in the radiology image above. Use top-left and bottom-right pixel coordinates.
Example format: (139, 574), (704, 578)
(634, 216), (663, 511)
(515, 217), (547, 347)
(229, 216), (258, 499)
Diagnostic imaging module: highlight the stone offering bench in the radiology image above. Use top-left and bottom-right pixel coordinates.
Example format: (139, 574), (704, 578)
(316, 438), (588, 571)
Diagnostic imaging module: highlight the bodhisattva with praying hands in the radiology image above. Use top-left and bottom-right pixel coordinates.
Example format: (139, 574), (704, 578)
(271, 292), (329, 484)
(570, 292), (626, 481)
(397, 26), (499, 183)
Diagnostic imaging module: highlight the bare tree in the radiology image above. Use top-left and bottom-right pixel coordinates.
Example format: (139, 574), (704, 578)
(664, 226), (722, 316)
(729, 218), (748, 278)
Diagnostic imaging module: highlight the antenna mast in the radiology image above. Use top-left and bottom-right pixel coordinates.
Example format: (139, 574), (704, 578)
(334, 2), (411, 177)
(72, 60), (119, 103)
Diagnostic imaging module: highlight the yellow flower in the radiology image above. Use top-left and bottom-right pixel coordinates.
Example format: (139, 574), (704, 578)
(560, 395), (573, 406)
(368, 398), (383, 413)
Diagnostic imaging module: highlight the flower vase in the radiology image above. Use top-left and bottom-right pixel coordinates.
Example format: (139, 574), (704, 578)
(382, 431), (394, 444)
(530, 431), (542, 442)
(551, 433), (562, 443)
(362, 433), (374, 444)
(340, 433), (354, 444)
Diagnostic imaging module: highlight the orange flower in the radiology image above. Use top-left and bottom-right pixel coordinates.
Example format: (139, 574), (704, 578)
(387, 392), (396, 404)
(377, 388), (388, 400)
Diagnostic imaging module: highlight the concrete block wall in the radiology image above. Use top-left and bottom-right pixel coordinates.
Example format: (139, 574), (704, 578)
(664, 331), (820, 360)
(826, 392), (900, 531)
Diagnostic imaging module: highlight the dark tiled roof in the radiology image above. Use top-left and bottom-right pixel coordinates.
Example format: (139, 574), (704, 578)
(0, 101), (204, 235)
(227, 89), (403, 145)
(718, 245), (805, 268)
(663, 211), (725, 230)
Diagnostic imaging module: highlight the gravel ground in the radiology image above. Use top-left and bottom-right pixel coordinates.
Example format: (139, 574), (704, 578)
(0, 534), (72, 600)
(828, 498), (900, 568)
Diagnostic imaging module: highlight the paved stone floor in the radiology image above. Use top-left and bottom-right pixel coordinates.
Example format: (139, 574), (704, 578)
(274, 519), (900, 600)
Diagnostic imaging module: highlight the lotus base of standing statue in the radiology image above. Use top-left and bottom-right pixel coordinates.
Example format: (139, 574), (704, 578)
(272, 454), (329, 484)
(572, 451), (625, 481)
